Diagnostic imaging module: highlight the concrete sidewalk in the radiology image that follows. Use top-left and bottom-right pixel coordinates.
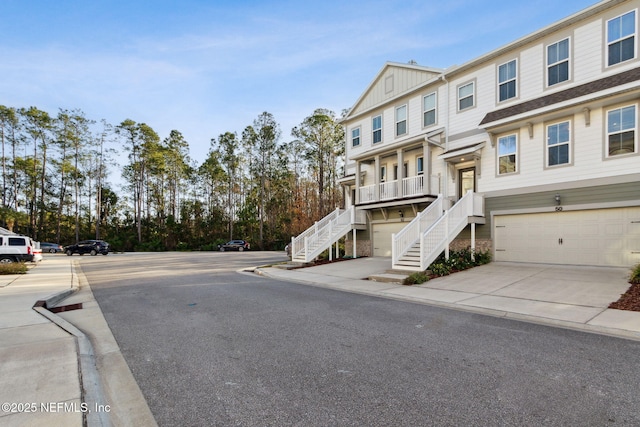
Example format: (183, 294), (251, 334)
(0, 256), (156, 427)
(257, 258), (640, 341)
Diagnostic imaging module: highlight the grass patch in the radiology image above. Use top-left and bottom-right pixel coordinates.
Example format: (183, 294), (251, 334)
(0, 262), (28, 275)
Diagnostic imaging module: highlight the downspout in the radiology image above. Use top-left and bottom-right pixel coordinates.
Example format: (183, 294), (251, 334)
(440, 74), (450, 201)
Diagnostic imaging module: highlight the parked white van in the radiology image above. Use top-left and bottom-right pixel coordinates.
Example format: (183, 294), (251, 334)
(0, 232), (37, 263)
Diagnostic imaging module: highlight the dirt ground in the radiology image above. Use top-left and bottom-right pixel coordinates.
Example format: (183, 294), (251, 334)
(609, 282), (640, 312)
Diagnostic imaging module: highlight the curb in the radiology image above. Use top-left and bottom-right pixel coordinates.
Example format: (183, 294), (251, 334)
(32, 261), (112, 427)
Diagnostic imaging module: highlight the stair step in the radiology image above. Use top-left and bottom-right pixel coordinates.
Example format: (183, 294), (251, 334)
(368, 273), (409, 283)
(397, 261), (421, 268)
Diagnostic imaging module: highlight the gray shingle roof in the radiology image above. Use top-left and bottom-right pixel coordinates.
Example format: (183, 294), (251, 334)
(479, 67), (640, 126)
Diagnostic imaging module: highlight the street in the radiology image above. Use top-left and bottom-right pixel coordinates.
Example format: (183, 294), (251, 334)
(77, 253), (640, 426)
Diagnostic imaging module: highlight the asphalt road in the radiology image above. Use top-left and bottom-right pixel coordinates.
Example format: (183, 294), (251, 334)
(78, 252), (640, 426)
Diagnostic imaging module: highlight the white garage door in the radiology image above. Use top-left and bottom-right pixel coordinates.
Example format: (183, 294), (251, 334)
(494, 207), (640, 267)
(372, 222), (407, 257)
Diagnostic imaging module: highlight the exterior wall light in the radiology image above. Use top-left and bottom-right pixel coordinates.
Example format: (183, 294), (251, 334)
(555, 194), (561, 205)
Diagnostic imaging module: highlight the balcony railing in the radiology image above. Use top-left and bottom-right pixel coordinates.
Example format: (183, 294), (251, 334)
(402, 175), (423, 197)
(380, 180), (398, 200)
(357, 175), (440, 204)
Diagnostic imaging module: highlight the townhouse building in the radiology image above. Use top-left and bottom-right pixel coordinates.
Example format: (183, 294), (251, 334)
(291, 0), (640, 270)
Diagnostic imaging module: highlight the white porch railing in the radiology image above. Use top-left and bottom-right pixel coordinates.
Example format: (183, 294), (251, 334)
(380, 180), (398, 200)
(392, 194), (444, 268)
(358, 175), (440, 204)
(402, 175), (424, 197)
(359, 185), (376, 203)
(418, 191), (478, 270)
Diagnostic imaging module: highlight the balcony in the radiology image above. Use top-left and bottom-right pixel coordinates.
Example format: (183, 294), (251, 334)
(358, 174), (440, 204)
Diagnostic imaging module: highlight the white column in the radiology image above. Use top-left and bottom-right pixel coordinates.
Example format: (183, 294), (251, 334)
(355, 161), (361, 204)
(423, 141), (431, 194)
(374, 156), (380, 201)
(352, 229), (357, 258)
(471, 222), (476, 262)
(397, 148), (404, 198)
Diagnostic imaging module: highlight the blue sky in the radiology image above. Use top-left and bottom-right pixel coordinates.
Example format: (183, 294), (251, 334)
(1, 0), (598, 164)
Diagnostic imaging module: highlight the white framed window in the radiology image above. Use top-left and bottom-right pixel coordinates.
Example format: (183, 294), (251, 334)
(546, 121), (571, 166)
(351, 127), (360, 147)
(607, 10), (636, 66)
(417, 157), (424, 175)
(498, 134), (517, 175)
(423, 93), (436, 127)
(380, 165), (387, 182)
(607, 105), (637, 156)
(458, 81), (475, 111)
(395, 105), (407, 136)
(547, 38), (570, 86)
(372, 115), (382, 144)
(498, 59), (517, 102)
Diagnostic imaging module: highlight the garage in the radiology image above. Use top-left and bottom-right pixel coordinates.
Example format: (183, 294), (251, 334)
(494, 207), (640, 267)
(372, 222), (407, 257)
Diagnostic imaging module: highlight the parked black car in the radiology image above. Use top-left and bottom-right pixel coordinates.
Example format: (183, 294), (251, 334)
(64, 240), (110, 256)
(218, 240), (250, 252)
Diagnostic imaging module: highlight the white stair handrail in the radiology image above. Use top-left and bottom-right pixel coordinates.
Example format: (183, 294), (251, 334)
(392, 194), (444, 266)
(303, 206), (355, 261)
(291, 207), (341, 260)
(419, 191), (477, 270)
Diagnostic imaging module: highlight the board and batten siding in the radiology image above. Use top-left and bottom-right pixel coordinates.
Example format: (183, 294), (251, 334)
(350, 66), (440, 117)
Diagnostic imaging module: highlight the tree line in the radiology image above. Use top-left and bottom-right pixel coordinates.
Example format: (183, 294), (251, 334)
(0, 105), (346, 251)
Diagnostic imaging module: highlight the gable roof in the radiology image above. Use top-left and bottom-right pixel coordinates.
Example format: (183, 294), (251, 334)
(343, 62), (444, 122)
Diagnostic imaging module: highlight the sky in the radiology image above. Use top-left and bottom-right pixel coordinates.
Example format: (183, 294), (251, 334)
(0, 0), (599, 172)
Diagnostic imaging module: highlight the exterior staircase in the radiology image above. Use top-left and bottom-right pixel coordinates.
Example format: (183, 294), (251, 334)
(392, 194), (445, 270)
(291, 206), (366, 263)
(392, 191), (484, 271)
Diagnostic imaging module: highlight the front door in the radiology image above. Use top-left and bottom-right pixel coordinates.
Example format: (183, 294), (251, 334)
(459, 167), (475, 197)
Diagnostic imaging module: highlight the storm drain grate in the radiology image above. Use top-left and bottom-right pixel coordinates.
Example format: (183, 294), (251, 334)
(49, 303), (83, 313)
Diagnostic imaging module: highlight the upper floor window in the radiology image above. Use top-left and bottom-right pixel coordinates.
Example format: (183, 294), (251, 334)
(380, 165), (387, 182)
(547, 38), (570, 86)
(498, 60), (517, 101)
(458, 82), (475, 111)
(547, 121), (571, 166)
(607, 105), (636, 156)
(607, 10), (636, 66)
(396, 105), (407, 136)
(423, 93), (436, 127)
(417, 157), (424, 175)
(372, 115), (382, 144)
(351, 127), (360, 147)
(498, 134), (517, 175)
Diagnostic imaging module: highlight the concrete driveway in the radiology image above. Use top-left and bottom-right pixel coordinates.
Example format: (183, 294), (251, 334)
(260, 259), (640, 340)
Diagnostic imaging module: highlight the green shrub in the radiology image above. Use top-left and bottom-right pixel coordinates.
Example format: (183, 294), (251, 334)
(403, 271), (430, 286)
(630, 264), (640, 284)
(473, 250), (492, 265)
(176, 242), (190, 251)
(0, 262), (28, 275)
(429, 262), (452, 277)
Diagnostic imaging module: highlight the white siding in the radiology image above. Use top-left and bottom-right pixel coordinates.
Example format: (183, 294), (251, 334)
(343, 0), (640, 205)
(574, 20), (602, 82)
(519, 45), (544, 99)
